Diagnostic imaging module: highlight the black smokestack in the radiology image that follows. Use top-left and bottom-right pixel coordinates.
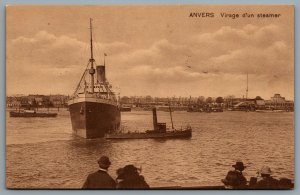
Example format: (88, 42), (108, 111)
(96, 65), (106, 83)
(152, 107), (158, 131)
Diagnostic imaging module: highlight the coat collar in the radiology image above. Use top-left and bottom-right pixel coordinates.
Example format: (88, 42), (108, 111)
(99, 168), (108, 172)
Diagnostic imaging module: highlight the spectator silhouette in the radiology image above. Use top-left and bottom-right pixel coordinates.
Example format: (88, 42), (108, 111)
(82, 155), (116, 189)
(116, 164), (149, 189)
(221, 161), (247, 189)
(254, 166), (279, 189)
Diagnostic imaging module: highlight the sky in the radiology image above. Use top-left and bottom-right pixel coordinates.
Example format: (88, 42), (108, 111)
(6, 5), (294, 99)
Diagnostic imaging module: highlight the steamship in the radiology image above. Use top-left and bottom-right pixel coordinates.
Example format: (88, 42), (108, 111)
(68, 19), (121, 138)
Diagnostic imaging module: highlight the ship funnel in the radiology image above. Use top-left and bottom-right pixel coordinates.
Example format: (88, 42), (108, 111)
(96, 65), (106, 83)
(152, 107), (158, 131)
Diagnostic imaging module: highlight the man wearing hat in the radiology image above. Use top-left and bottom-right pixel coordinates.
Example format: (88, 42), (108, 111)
(82, 155), (116, 189)
(254, 166), (279, 189)
(221, 161), (247, 189)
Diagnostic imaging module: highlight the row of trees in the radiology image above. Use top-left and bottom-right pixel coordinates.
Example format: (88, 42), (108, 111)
(120, 95), (265, 105)
(120, 95), (229, 105)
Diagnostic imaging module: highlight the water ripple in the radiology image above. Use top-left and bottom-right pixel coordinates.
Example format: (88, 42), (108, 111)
(6, 110), (294, 188)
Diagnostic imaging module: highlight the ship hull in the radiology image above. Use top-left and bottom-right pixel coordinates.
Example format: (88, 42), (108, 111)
(69, 101), (120, 139)
(105, 129), (192, 139)
(9, 111), (57, 118)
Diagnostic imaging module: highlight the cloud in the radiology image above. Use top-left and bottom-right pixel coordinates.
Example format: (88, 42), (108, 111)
(128, 65), (203, 81)
(194, 24), (283, 49)
(6, 30), (135, 95)
(6, 23), (294, 99)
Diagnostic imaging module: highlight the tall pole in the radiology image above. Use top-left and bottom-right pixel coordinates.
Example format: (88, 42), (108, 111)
(104, 53), (106, 66)
(90, 18), (94, 61)
(246, 73), (248, 100)
(168, 100), (174, 130)
(89, 18), (95, 93)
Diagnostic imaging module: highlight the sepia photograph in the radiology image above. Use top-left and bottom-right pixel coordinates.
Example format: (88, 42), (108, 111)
(6, 5), (294, 189)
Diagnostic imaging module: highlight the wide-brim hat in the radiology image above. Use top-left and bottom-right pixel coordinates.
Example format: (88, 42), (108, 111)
(116, 165), (138, 179)
(123, 165), (138, 173)
(97, 155), (111, 169)
(232, 161), (246, 169)
(260, 166), (272, 175)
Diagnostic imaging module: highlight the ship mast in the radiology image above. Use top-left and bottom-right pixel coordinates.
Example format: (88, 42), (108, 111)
(246, 72), (248, 99)
(89, 18), (95, 93)
(168, 100), (174, 130)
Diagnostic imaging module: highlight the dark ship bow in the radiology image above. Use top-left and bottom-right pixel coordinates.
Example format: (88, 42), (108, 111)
(69, 99), (120, 138)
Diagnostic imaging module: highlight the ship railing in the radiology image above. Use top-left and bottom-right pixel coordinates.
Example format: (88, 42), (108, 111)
(69, 92), (117, 102)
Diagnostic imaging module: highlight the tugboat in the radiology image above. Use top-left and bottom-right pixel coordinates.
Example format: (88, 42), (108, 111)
(9, 109), (57, 118)
(105, 106), (192, 139)
(68, 19), (121, 138)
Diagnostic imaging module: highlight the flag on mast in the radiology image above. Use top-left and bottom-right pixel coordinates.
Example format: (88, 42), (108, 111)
(104, 53), (107, 65)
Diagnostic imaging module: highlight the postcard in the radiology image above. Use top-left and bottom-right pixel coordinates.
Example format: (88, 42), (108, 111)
(6, 5), (294, 189)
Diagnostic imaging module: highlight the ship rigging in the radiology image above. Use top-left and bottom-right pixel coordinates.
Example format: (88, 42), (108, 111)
(68, 18), (121, 138)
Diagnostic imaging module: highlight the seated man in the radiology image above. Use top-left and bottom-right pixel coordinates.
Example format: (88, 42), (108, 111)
(221, 161), (247, 189)
(254, 166), (279, 189)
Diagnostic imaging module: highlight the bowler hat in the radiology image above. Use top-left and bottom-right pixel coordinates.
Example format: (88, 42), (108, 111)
(97, 155), (111, 169)
(232, 161), (246, 170)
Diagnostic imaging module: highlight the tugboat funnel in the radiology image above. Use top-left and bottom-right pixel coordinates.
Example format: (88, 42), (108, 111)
(152, 107), (158, 131)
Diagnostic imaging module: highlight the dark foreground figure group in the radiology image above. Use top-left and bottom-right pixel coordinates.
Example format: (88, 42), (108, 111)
(82, 156), (293, 190)
(222, 161), (294, 190)
(82, 155), (149, 189)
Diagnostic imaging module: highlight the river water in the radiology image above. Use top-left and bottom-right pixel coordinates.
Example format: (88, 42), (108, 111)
(6, 109), (294, 189)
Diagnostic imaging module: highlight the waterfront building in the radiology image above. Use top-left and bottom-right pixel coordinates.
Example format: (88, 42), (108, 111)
(265, 94), (294, 111)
